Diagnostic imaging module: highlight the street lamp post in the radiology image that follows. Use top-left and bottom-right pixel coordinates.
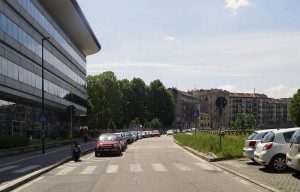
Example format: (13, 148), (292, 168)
(41, 37), (49, 154)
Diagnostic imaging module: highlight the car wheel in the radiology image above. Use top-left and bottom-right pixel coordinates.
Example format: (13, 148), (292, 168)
(269, 155), (287, 171)
(95, 152), (99, 157)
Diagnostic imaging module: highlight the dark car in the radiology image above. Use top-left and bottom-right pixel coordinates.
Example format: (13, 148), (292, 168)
(124, 132), (134, 144)
(95, 133), (122, 157)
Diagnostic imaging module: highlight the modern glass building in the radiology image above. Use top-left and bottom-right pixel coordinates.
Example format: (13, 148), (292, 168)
(0, 0), (101, 138)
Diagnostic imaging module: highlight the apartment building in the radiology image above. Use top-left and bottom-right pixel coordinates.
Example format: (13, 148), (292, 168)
(168, 88), (200, 130)
(191, 89), (291, 129)
(0, 0), (100, 137)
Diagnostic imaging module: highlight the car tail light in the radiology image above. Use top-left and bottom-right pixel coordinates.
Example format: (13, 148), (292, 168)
(249, 141), (256, 148)
(263, 143), (273, 151)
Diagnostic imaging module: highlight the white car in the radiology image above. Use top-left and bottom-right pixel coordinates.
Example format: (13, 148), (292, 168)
(243, 129), (275, 161)
(166, 130), (174, 135)
(254, 127), (300, 171)
(286, 129), (300, 172)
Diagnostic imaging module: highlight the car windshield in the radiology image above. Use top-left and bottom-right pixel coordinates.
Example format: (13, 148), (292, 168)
(291, 131), (300, 144)
(247, 132), (258, 140)
(261, 131), (275, 143)
(99, 134), (118, 142)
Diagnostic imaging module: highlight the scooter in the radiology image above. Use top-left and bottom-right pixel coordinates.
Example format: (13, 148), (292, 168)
(73, 142), (81, 162)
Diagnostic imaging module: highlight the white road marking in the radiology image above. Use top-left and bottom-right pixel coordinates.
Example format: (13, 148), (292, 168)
(194, 163), (220, 171)
(106, 165), (119, 173)
(80, 166), (97, 175)
(13, 165), (41, 173)
(55, 167), (76, 175)
(0, 166), (18, 173)
(173, 163), (192, 171)
(12, 176), (45, 192)
(130, 164), (142, 172)
(152, 164), (168, 172)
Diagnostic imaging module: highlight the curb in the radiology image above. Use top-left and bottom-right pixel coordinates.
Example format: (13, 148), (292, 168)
(0, 148), (94, 192)
(173, 139), (280, 192)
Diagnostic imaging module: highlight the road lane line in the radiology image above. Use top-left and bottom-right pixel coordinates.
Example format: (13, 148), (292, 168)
(130, 164), (142, 172)
(173, 163), (192, 171)
(106, 165), (119, 173)
(0, 166), (18, 173)
(80, 166), (97, 175)
(55, 166), (75, 175)
(13, 165), (41, 173)
(152, 164), (168, 172)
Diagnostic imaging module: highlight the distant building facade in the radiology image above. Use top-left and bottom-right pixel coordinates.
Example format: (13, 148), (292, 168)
(0, 0), (100, 137)
(168, 88), (200, 130)
(191, 89), (292, 129)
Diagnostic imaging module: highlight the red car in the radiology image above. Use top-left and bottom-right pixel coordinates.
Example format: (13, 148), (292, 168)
(95, 133), (122, 157)
(152, 130), (161, 137)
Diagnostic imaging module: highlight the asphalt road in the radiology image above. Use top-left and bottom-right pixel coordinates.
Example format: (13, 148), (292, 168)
(0, 140), (95, 188)
(11, 135), (269, 192)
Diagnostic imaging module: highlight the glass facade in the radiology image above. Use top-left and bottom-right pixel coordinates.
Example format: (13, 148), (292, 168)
(0, 0), (99, 137)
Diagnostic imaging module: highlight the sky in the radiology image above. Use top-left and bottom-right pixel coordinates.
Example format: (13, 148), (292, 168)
(77, 0), (300, 99)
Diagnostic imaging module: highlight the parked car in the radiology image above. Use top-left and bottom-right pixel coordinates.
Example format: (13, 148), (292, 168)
(243, 129), (275, 161)
(166, 130), (174, 135)
(286, 129), (300, 172)
(95, 133), (122, 157)
(254, 128), (300, 171)
(124, 132), (134, 144)
(114, 132), (127, 151)
(152, 130), (161, 137)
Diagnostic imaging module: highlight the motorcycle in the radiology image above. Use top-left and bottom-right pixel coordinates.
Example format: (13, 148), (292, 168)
(73, 142), (81, 162)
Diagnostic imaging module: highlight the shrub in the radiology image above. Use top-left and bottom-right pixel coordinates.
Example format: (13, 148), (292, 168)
(0, 135), (30, 149)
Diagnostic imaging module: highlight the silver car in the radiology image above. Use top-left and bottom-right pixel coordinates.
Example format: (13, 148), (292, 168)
(243, 129), (275, 161)
(287, 129), (300, 172)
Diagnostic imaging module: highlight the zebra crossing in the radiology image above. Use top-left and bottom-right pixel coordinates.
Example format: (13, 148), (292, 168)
(53, 162), (221, 176)
(0, 161), (222, 177)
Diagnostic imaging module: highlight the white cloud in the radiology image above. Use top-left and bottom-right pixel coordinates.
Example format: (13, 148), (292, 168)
(264, 84), (298, 99)
(216, 84), (239, 92)
(165, 36), (176, 41)
(225, 0), (250, 15)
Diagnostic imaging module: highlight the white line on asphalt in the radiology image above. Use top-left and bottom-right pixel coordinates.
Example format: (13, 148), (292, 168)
(12, 165), (41, 173)
(173, 163), (192, 171)
(80, 166), (97, 175)
(12, 176), (45, 192)
(151, 164), (168, 172)
(0, 146), (72, 167)
(0, 166), (19, 173)
(55, 166), (76, 175)
(130, 164), (142, 172)
(106, 165), (119, 173)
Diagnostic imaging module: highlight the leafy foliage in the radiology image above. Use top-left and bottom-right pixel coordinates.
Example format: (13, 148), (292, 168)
(87, 71), (175, 130)
(289, 89), (300, 126)
(230, 113), (257, 130)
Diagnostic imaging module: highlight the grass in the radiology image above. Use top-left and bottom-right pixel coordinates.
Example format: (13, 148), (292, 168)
(174, 132), (247, 159)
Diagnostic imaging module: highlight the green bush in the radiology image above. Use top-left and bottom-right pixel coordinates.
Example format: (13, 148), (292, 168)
(0, 135), (30, 149)
(174, 132), (247, 159)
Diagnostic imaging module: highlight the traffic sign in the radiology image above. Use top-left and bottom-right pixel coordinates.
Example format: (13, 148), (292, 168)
(216, 97), (227, 108)
(192, 109), (200, 117)
(39, 113), (48, 122)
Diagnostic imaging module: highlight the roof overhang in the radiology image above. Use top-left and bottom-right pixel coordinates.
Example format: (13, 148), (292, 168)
(39, 0), (101, 56)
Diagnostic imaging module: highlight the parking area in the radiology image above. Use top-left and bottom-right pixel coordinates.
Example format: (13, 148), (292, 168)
(214, 158), (300, 192)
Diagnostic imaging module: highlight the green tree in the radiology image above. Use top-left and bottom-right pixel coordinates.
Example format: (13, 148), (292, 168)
(148, 80), (175, 126)
(150, 118), (162, 129)
(87, 71), (123, 129)
(118, 79), (131, 126)
(128, 78), (147, 124)
(230, 113), (257, 130)
(289, 89), (300, 126)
